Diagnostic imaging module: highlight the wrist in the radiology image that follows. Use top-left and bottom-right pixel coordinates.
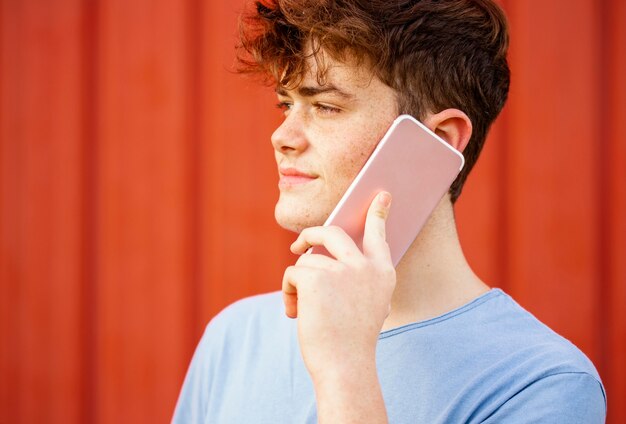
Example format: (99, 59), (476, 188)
(311, 355), (388, 424)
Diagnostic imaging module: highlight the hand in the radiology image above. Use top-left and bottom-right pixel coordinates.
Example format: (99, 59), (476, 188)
(282, 191), (396, 382)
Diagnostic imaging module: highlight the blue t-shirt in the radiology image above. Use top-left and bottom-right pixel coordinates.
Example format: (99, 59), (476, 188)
(173, 289), (606, 423)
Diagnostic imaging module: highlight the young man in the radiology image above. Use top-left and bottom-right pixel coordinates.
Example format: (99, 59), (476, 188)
(174, 0), (606, 422)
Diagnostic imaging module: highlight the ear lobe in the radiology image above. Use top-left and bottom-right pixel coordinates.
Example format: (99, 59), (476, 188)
(423, 109), (473, 153)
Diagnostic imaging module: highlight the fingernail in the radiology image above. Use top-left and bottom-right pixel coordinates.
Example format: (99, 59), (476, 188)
(378, 192), (392, 208)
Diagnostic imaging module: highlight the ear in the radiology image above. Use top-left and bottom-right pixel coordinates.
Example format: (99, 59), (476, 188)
(422, 109), (472, 153)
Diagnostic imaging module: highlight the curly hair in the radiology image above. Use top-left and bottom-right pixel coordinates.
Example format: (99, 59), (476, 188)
(237, 0), (510, 202)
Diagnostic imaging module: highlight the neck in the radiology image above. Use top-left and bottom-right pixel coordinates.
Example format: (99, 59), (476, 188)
(382, 195), (490, 331)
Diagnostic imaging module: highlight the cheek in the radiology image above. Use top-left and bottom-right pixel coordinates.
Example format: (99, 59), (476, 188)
(328, 139), (377, 190)
(320, 114), (395, 195)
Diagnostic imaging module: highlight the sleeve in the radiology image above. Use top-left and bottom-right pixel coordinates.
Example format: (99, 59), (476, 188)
(482, 372), (607, 423)
(171, 325), (213, 424)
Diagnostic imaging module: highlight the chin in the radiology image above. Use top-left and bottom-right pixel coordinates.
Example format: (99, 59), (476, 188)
(274, 202), (328, 234)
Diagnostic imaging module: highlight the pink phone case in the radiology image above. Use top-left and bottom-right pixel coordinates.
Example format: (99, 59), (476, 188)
(311, 114), (464, 266)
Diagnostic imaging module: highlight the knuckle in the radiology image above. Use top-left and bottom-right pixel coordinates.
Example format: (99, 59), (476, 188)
(351, 256), (369, 269)
(378, 263), (396, 280)
(282, 265), (295, 278)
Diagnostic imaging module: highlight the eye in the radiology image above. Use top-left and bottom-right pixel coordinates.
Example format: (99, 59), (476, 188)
(276, 101), (292, 114)
(314, 103), (341, 115)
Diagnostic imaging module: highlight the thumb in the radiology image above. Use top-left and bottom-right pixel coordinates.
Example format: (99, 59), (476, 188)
(362, 191), (392, 262)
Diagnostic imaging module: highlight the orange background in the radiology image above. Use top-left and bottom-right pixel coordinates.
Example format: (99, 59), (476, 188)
(0, 0), (624, 423)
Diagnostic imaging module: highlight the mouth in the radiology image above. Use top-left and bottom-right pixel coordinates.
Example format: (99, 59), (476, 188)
(278, 167), (318, 189)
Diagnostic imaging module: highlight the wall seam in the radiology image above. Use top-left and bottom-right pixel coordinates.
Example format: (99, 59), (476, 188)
(595, 0), (610, 389)
(80, 0), (100, 422)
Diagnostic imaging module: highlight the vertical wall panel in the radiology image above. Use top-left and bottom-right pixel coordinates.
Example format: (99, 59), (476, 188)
(0, 1), (85, 423)
(95, 0), (192, 422)
(0, 4), (18, 423)
(504, 0), (601, 362)
(0, 3), (20, 423)
(605, 0), (626, 421)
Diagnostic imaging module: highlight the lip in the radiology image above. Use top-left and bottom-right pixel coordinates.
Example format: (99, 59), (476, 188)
(278, 167), (318, 189)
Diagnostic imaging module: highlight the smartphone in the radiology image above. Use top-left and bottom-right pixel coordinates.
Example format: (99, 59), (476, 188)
(311, 114), (465, 266)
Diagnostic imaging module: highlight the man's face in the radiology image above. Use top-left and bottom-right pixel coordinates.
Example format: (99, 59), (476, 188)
(272, 53), (398, 233)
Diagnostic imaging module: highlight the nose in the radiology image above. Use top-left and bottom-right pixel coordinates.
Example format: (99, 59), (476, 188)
(271, 111), (309, 155)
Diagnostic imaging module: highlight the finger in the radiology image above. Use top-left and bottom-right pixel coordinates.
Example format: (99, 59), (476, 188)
(362, 191), (392, 262)
(283, 291), (298, 319)
(281, 265), (319, 319)
(291, 226), (361, 261)
(282, 265), (299, 318)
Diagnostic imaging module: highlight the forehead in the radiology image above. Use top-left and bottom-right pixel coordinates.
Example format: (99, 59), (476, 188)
(277, 51), (382, 97)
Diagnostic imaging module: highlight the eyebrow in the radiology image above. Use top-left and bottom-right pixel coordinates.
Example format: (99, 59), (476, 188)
(276, 84), (355, 100)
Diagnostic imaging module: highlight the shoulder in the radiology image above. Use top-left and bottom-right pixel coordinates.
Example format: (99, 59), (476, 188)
(485, 290), (600, 375)
(481, 369), (606, 423)
(201, 291), (288, 345)
(210, 291), (285, 327)
(473, 290), (607, 421)
(172, 291), (291, 423)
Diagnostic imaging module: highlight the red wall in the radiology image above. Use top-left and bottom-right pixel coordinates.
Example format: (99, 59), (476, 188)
(1, 0), (624, 422)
